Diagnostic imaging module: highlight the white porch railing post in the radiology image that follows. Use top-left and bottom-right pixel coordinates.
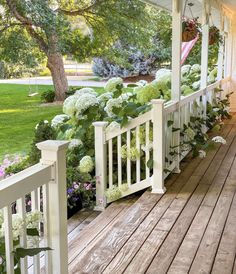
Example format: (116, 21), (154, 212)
(37, 140), (69, 274)
(217, 12), (225, 82)
(171, 0), (182, 173)
(151, 99), (166, 194)
(93, 122), (108, 211)
(200, 0), (210, 127)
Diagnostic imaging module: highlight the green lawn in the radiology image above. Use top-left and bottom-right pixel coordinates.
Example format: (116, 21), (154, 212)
(0, 84), (63, 160)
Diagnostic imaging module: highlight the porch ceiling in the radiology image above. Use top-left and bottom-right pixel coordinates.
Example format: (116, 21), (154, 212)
(143, 0), (233, 28)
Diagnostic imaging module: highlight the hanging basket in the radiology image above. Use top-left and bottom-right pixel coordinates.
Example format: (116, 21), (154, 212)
(182, 18), (199, 42)
(209, 26), (222, 45)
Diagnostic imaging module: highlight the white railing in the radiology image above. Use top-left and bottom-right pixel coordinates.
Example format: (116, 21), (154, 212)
(0, 140), (69, 274)
(93, 79), (230, 210)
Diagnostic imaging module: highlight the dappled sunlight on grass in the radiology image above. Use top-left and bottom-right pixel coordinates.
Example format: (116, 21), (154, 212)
(0, 84), (62, 159)
(0, 109), (30, 114)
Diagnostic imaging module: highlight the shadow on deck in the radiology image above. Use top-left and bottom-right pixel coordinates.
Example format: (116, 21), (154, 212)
(67, 114), (236, 274)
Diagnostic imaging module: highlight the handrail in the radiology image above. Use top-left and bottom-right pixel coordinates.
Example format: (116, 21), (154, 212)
(105, 110), (152, 141)
(0, 163), (52, 209)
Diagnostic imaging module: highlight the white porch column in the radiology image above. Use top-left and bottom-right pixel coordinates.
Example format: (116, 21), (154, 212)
(200, 0), (210, 90)
(37, 140), (69, 274)
(200, 0), (210, 126)
(171, 0), (182, 102)
(171, 0), (182, 173)
(217, 13), (225, 81)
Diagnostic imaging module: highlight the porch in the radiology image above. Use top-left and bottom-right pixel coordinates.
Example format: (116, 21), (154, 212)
(67, 114), (236, 274)
(1, 0), (236, 273)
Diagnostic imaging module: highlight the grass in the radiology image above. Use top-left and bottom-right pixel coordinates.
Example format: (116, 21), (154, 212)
(0, 83), (125, 161)
(0, 84), (63, 160)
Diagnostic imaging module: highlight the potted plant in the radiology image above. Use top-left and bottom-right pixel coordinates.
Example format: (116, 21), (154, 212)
(209, 26), (223, 45)
(182, 18), (200, 42)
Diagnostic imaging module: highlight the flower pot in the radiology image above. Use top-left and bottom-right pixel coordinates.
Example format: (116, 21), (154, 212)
(67, 194), (83, 219)
(182, 30), (198, 42)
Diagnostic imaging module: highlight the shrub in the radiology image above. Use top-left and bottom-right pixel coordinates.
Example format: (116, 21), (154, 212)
(28, 120), (56, 165)
(41, 89), (55, 103)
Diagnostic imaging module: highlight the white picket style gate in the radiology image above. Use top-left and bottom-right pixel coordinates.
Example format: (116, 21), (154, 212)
(93, 78), (230, 210)
(0, 140), (69, 274)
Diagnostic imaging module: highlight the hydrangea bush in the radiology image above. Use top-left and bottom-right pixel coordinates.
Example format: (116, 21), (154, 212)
(0, 210), (50, 273)
(0, 67), (229, 212)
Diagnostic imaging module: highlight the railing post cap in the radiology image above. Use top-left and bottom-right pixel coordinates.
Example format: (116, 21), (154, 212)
(151, 99), (166, 105)
(92, 121), (109, 127)
(36, 140), (69, 152)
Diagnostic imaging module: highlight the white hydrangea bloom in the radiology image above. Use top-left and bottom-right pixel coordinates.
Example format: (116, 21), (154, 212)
(212, 136), (226, 144)
(136, 80), (148, 86)
(44, 120), (49, 124)
(74, 88), (97, 97)
(51, 114), (70, 128)
(64, 128), (74, 140)
(78, 156), (94, 173)
(1, 214), (24, 241)
(105, 97), (123, 117)
(181, 65), (191, 76)
(121, 92), (134, 100)
(69, 139), (83, 149)
(105, 77), (123, 92)
(63, 95), (79, 117)
(192, 81), (200, 90)
(98, 92), (113, 107)
(35, 123), (39, 130)
(75, 93), (98, 115)
(25, 211), (42, 229)
(198, 150), (206, 158)
(106, 121), (121, 133)
(191, 64), (201, 73)
(141, 142), (153, 152)
(155, 69), (171, 81)
(185, 127), (195, 140)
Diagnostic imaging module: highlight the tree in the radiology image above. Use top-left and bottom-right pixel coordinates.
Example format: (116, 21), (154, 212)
(0, 0), (151, 100)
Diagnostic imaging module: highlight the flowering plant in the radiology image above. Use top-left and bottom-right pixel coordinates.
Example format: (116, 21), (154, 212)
(209, 26), (223, 45)
(182, 18), (200, 42)
(0, 210), (51, 273)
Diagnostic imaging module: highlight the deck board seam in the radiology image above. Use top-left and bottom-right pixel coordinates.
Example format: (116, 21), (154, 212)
(186, 155), (236, 273)
(102, 124), (235, 274)
(144, 128), (236, 274)
(210, 177), (236, 273)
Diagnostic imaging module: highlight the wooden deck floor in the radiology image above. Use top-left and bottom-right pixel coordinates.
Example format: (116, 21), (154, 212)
(67, 115), (236, 274)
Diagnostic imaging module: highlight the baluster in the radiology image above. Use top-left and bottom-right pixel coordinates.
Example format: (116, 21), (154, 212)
(127, 130), (131, 187)
(145, 122), (150, 179)
(16, 197), (28, 274)
(108, 139), (113, 189)
(151, 100), (166, 193)
(42, 183), (52, 274)
(4, 205), (14, 274)
(31, 189), (40, 274)
(136, 126), (141, 183)
(117, 135), (122, 187)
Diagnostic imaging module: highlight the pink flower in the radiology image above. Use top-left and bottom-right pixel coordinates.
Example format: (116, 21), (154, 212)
(74, 184), (79, 189)
(27, 200), (32, 206)
(86, 184), (92, 190)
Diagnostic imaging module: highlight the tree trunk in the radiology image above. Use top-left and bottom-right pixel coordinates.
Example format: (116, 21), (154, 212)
(47, 53), (68, 101)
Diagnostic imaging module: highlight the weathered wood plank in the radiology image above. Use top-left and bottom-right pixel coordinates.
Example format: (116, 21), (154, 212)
(67, 210), (95, 234)
(167, 137), (236, 274)
(69, 191), (163, 273)
(123, 125), (235, 274)
(211, 192), (236, 274)
(189, 177), (236, 273)
(68, 197), (136, 264)
(104, 157), (203, 273)
(128, 183), (208, 274)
